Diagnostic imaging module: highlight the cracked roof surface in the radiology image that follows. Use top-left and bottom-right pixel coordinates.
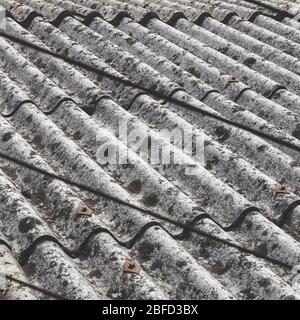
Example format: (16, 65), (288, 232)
(0, 0), (300, 300)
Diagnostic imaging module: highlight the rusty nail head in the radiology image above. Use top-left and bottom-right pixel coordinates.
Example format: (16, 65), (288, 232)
(123, 260), (141, 274)
(228, 75), (238, 82)
(76, 204), (93, 216)
(275, 184), (291, 194)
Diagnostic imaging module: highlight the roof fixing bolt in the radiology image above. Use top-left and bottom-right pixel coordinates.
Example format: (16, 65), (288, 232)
(123, 260), (141, 274)
(275, 184), (291, 194)
(228, 75), (238, 83)
(76, 204), (93, 217)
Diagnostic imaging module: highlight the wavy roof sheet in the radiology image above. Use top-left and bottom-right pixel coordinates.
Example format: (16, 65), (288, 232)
(0, 0), (300, 300)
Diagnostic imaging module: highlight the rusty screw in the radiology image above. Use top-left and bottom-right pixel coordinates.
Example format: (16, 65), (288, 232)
(228, 75), (238, 82)
(123, 260), (141, 274)
(76, 204), (93, 216)
(275, 184), (291, 194)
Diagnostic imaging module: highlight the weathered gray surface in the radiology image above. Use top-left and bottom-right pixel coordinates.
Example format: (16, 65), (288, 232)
(0, 0), (300, 300)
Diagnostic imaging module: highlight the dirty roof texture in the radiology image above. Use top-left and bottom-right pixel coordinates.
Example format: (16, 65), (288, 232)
(0, 0), (300, 300)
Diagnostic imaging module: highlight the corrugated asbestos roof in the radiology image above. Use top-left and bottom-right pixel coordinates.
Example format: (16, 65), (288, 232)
(0, 0), (300, 300)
